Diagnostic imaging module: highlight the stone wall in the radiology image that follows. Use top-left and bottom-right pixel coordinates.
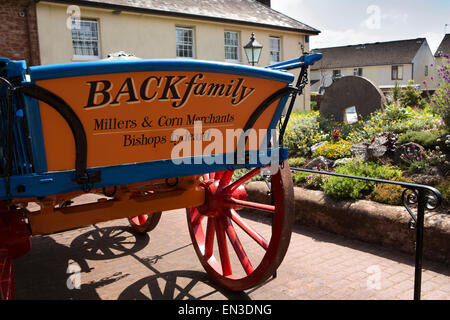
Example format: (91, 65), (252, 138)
(0, 0), (40, 66)
(246, 182), (450, 265)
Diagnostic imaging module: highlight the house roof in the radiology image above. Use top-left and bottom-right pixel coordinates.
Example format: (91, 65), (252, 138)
(435, 34), (450, 57)
(41, 0), (320, 34)
(311, 38), (427, 70)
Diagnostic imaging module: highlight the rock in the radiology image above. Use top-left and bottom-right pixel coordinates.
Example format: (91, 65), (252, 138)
(305, 156), (334, 170)
(409, 174), (442, 186)
(367, 135), (388, 160)
(409, 166), (445, 186)
(311, 141), (327, 154)
(333, 158), (354, 167)
(351, 142), (369, 161)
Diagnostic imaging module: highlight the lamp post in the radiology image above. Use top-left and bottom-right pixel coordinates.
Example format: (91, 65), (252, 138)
(244, 33), (263, 66)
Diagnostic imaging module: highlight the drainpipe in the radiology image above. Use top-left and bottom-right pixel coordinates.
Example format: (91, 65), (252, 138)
(25, 0), (41, 66)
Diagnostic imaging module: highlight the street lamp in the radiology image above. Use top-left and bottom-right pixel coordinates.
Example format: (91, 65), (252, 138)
(244, 33), (263, 66)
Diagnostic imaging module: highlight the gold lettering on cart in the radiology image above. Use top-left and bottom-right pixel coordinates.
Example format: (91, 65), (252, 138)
(83, 73), (255, 109)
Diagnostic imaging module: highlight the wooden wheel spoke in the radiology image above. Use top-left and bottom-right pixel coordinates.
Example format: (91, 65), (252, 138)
(214, 171), (225, 181)
(191, 210), (204, 226)
(214, 218), (232, 276)
(222, 216), (254, 275)
(219, 170), (234, 187)
(227, 209), (269, 250)
(138, 215), (146, 225)
(227, 198), (275, 213)
(223, 167), (262, 193)
(204, 218), (215, 259)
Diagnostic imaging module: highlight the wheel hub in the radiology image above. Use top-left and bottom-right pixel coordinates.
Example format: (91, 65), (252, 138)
(197, 179), (247, 217)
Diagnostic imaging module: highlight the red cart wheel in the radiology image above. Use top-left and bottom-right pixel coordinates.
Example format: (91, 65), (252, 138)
(186, 160), (294, 291)
(128, 212), (162, 234)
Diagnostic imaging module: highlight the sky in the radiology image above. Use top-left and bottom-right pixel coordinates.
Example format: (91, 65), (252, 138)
(271, 0), (450, 53)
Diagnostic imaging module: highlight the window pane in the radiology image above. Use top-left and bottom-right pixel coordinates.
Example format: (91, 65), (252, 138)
(224, 31), (239, 61)
(270, 37), (281, 63)
(176, 27), (194, 58)
(71, 19), (100, 58)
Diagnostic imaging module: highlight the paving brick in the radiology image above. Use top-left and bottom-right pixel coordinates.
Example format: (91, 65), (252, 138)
(12, 206), (450, 300)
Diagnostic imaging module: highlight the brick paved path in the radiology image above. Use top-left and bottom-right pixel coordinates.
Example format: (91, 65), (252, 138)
(14, 207), (450, 300)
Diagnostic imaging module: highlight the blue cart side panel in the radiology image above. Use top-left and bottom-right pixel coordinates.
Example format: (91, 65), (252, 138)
(0, 148), (288, 199)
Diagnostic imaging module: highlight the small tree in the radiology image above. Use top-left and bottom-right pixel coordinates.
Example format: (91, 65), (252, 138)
(400, 80), (424, 109)
(430, 55), (450, 128)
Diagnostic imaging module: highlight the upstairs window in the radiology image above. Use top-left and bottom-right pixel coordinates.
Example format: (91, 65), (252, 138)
(176, 27), (194, 58)
(224, 31), (240, 62)
(332, 69), (342, 79)
(269, 36), (281, 64)
(392, 65), (403, 80)
(353, 68), (363, 76)
(71, 18), (100, 60)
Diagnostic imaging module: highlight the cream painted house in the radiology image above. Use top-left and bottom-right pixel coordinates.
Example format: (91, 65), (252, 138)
(31, 0), (320, 111)
(310, 38), (437, 93)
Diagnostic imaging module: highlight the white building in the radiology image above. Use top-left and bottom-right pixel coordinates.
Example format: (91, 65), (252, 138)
(310, 38), (437, 93)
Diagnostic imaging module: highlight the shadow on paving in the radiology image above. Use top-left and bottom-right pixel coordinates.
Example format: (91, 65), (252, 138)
(240, 210), (450, 278)
(14, 224), (248, 300)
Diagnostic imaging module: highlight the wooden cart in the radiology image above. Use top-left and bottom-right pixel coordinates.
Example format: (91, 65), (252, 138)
(0, 53), (321, 298)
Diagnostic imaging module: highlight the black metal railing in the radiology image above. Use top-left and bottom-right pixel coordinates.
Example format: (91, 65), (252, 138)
(290, 166), (444, 301)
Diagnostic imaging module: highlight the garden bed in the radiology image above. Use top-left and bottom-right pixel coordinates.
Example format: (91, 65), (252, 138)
(245, 182), (450, 265)
(281, 73), (449, 210)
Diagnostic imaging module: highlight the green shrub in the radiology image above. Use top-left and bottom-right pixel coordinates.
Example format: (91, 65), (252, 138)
(399, 80), (425, 109)
(408, 160), (429, 174)
(322, 160), (403, 200)
(283, 111), (326, 157)
(397, 131), (439, 149)
(429, 57), (450, 128)
(305, 173), (328, 189)
(312, 140), (352, 160)
(370, 177), (413, 205)
(231, 168), (263, 182)
(292, 171), (308, 185)
(288, 157), (306, 168)
(436, 180), (450, 203)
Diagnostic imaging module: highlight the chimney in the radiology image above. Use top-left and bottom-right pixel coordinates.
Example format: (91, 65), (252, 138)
(256, 0), (271, 7)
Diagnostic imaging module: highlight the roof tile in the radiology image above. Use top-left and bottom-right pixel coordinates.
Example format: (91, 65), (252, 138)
(311, 38), (426, 70)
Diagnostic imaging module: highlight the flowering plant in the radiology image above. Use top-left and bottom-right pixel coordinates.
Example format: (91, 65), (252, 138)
(331, 129), (341, 142)
(430, 55), (450, 128)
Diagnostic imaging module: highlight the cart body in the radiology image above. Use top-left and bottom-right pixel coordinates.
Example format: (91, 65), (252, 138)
(0, 53), (322, 298)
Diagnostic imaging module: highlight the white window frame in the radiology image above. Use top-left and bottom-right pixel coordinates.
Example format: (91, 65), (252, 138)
(269, 36), (281, 64)
(224, 31), (240, 63)
(71, 18), (101, 61)
(332, 69), (342, 79)
(392, 65), (403, 80)
(353, 68), (363, 76)
(176, 26), (195, 59)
